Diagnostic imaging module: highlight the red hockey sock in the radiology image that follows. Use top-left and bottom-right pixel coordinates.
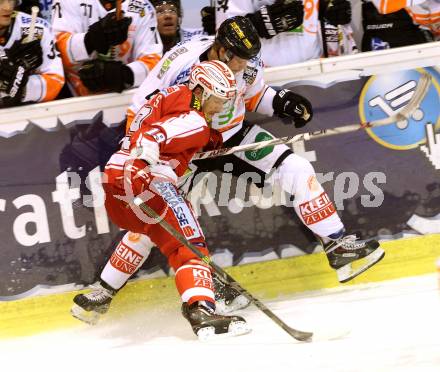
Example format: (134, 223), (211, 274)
(175, 262), (215, 305)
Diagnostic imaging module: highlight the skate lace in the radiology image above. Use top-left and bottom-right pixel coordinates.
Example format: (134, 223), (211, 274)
(85, 286), (113, 302)
(327, 235), (365, 254)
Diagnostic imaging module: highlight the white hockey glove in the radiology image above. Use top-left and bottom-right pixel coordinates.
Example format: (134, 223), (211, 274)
(130, 137), (160, 165)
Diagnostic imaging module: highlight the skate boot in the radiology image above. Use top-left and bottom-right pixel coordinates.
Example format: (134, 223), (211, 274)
(182, 301), (251, 341)
(213, 273), (250, 315)
(321, 234), (385, 283)
(70, 281), (117, 325)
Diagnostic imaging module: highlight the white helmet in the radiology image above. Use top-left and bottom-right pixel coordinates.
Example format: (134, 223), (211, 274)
(188, 60), (237, 104)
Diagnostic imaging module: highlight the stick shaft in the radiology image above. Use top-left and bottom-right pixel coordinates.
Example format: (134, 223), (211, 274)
(116, 0), (122, 20)
(133, 197), (313, 341)
(23, 6), (39, 43)
(194, 71), (432, 160)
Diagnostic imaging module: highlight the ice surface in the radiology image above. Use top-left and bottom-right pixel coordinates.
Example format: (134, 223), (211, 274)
(1, 274), (439, 372)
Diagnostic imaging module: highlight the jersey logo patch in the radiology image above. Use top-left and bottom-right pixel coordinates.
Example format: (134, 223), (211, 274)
(243, 66), (257, 85)
(158, 59), (172, 78)
(128, 0), (147, 16)
(245, 132), (274, 161)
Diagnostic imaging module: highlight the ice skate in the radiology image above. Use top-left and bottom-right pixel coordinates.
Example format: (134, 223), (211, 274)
(70, 282), (116, 325)
(213, 273), (250, 315)
(321, 235), (385, 283)
(182, 301), (251, 341)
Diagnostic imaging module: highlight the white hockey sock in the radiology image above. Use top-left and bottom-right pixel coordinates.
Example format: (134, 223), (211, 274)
(101, 232), (154, 290)
(272, 154), (345, 238)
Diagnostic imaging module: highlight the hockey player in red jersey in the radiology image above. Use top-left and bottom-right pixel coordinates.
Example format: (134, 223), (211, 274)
(72, 60), (250, 340)
(73, 16), (385, 322)
(0, 0), (64, 107)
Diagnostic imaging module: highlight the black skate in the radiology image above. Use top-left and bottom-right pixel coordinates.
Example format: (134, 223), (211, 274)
(321, 235), (385, 283)
(213, 273), (250, 315)
(70, 282), (116, 325)
(181, 302), (251, 341)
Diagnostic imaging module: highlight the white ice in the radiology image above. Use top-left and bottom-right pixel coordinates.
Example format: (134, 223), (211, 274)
(1, 274), (439, 372)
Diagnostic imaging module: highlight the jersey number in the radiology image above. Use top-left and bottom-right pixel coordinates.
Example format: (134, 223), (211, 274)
(80, 3), (93, 18)
(47, 40), (61, 60)
(52, 2), (62, 18)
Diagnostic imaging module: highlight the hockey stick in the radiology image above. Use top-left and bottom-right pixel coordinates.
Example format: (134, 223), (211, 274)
(23, 6), (39, 43)
(116, 0), (122, 20)
(193, 71), (432, 160)
(133, 197), (313, 342)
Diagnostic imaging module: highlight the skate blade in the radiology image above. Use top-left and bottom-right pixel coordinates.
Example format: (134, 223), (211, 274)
(197, 321), (252, 342)
(337, 247), (385, 283)
(215, 295), (251, 315)
(70, 304), (101, 325)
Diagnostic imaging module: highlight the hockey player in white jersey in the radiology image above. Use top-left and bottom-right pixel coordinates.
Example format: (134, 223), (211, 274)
(51, 0), (163, 96)
(0, 0), (64, 108)
(75, 16), (385, 320)
(213, 0), (356, 66)
(364, 0), (439, 45)
(152, 0), (205, 53)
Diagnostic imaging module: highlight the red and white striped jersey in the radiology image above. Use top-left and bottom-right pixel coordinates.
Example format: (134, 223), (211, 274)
(0, 11), (64, 103)
(123, 84), (211, 177)
(51, 0), (163, 96)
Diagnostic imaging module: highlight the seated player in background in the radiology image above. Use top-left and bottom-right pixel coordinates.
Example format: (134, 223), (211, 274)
(0, 0), (64, 108)
(361, 0), (436, 51)
(202, 0), (357, 66)
(152, 0), (205, 54)
(71, 60), (251, 340)
(51, 0), (162, 96)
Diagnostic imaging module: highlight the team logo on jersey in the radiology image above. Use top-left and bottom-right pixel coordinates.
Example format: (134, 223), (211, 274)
(245, 132), (274, 161)
(157, 59), (172, 78)
(128, 0), (146, 16)
(168, 46), (188, 61)
(243, 66), (257, 85)
(21, 26), (44, 40)
(359, 68), (440, 151)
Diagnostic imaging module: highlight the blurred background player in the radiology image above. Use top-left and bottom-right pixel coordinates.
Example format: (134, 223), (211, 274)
(51, 0), (162, 96)
(0, 0), (64, 108)
(72, 60), (250, 340)
(17, 1), (52, 21)
(152, 0), (204, 53)
(79, 16), (384, 319)
(361, 0), (436, 51)
(203, 0), (356, 66)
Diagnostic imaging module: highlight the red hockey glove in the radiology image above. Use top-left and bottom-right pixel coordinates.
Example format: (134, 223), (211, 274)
(122, 158), (151, 197)
(203, 128), (223, 151)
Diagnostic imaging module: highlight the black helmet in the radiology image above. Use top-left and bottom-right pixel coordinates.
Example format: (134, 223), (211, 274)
(216, 16), (261, 60)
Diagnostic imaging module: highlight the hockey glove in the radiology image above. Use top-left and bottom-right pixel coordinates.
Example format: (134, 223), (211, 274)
(202, 128), (223, 151)
(122, 158), (152, 197)
(130, 137), (160, 166)
(7, 39), (43, 71)
(273, 89), (313, 128)
(79, 60), (134, 93)
(322, 0), (352, 26)
(247, 0), (304, 39)
(201, 6), (216, 35)
(0, 58), (29, 105)
(84, 12), (132, 55)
